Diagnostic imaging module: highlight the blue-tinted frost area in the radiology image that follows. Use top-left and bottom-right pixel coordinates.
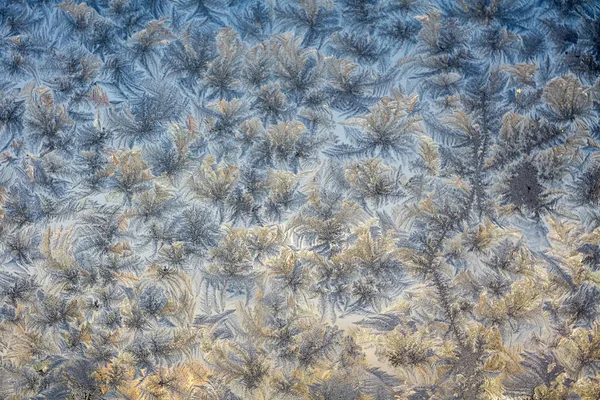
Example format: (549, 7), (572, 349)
(1, 0), (600, 399)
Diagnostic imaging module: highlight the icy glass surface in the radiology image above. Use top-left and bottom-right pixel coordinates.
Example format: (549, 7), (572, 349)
(0, 0), (600, 399)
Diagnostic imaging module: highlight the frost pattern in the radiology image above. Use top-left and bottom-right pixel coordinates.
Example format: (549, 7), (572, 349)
(1, 0), (600, 399)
